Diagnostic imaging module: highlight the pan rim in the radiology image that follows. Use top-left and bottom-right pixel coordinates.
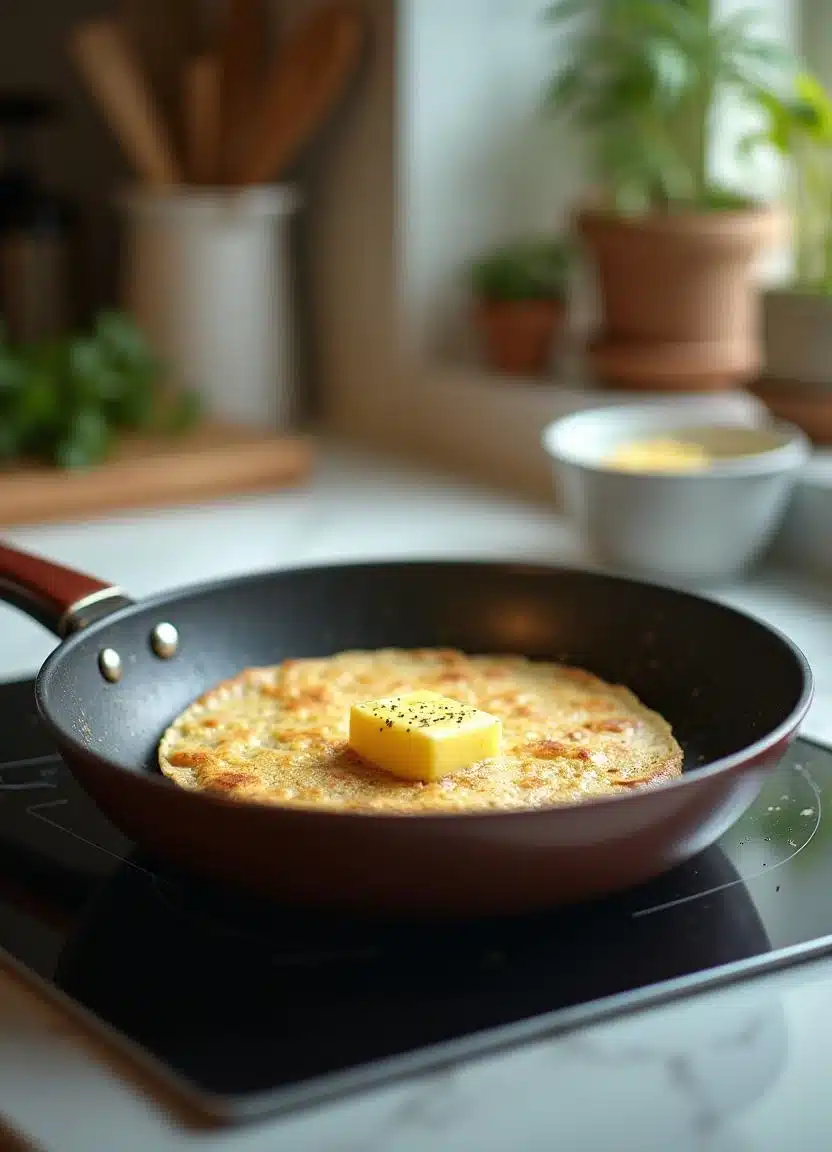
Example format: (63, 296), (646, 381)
(34, 557), (816, 823)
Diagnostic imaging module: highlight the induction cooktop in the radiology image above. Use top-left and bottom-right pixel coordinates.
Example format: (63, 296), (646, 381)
(0, 677), (830, 1124)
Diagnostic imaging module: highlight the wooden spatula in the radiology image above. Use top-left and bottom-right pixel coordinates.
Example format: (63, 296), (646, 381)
(120, 0), (202, 159)
(217, 0), (269, 183)
(234, 1), (365, 187)
(69, 19), (182, 186)
(184, 53), (221, 184)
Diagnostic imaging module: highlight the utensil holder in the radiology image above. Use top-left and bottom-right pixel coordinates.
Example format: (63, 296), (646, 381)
(120, 185), (301, 429)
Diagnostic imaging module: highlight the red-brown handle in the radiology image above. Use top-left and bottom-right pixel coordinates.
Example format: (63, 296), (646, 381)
(0, 542), (129, 637)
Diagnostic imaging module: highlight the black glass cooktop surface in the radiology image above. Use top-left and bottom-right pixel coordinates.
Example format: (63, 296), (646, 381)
(0, 678), (831, 1123)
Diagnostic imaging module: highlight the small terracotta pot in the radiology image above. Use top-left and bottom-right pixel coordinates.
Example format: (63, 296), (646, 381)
(762, 289), (832, 388)
(749, 378), (832, 446)
(577, 204), (783, 392)
(476, 298), (565, 377)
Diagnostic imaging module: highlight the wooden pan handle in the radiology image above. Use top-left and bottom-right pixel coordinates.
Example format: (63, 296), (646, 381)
(0, 543), (127, 637)
(69, 18), (182, 187)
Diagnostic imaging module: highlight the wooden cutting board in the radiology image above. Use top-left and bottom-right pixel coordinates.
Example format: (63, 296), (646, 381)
(0, 424), (314, 527)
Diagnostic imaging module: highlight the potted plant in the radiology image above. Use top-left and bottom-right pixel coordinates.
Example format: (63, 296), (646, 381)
(470, 237), (571, 377)
(745, 73), (832, 442)
(544, 0), (789, 392)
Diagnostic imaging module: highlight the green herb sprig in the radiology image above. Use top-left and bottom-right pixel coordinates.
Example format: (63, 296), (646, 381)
(0, 311), (200, 469)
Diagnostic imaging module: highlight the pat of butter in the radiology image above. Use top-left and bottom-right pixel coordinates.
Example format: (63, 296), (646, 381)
(349, 691), (501, 782)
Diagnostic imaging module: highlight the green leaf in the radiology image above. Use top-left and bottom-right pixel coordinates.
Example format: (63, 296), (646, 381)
(545, 65), (586, 113)
(645, 38), (691, 103)
(53, 407), (112, 469)
(626, 0), (704, 42)
(66, 336), (124, 405)
(794, 72), (832, 139)
(753, 92), (793, 152)
(113, 374), (157, 429)
(95, 310), (144, 355)
(14, 360), (60, 437)
(0, 418), (20, 460)
(542, 0), (587, 25)
(0, 349), (26, 393)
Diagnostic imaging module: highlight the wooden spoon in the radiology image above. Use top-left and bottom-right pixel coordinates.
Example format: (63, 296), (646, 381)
(69, 19), (182, 186)
(183, 53), (221, 184)
(120, 0), (202, 159)
(217, 0), (269, 183)
(234, 1), (365, 187)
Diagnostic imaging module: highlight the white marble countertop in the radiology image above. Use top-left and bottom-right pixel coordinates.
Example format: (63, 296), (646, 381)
(1, 442), (832, 1152)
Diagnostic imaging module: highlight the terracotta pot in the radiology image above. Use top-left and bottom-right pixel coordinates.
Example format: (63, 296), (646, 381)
(577, 205), (783, 392)
(587, 337), (752, 393)
(762, 289), (832, 388)
(752, 289), (832, 443)
(475, 298), (565, 377)
(749, 378), (832, 446)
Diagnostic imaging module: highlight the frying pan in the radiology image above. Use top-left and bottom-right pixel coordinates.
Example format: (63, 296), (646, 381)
(0, 542), (813, 918)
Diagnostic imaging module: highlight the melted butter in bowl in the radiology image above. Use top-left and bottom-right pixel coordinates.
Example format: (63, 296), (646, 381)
(605, 436), (712, 472)
(602, 425), (791, 475)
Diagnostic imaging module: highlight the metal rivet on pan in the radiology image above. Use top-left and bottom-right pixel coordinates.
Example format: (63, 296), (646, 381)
(98, 648), (123, 683)
(150, 622), (179, 660)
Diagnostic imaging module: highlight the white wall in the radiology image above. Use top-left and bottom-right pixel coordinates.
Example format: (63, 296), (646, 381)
(402, 0), (585, 365)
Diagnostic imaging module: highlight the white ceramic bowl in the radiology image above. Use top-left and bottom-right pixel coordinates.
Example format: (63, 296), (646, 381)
(770, 451), (832, 577)
(542, 402), (811, 584)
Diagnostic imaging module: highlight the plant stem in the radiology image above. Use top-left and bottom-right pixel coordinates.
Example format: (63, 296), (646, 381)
(824, 158), (832, 291)
(794, 162), (811, 287)
(692, 85), (710, 203)
(692, 0), (713, 203)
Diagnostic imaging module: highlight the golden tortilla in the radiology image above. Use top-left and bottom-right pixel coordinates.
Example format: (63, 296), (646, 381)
(159, 649), (683, 814)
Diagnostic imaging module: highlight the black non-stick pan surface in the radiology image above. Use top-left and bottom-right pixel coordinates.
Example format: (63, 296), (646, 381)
(0, 543), (813, 917)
